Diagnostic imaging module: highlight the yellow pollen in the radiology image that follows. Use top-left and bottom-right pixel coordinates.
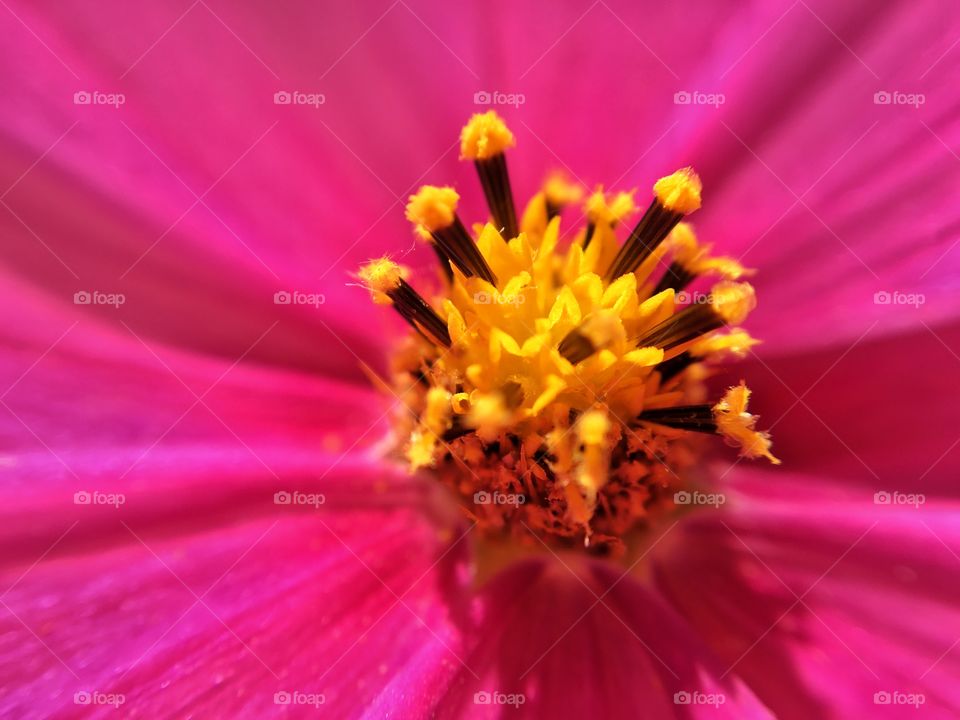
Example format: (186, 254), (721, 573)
(585, 188), (637, 226)
(713, 382), (780, 464)
(358, 258), (404, 301)
(405, 185), (459, 233)
(544, 173), (584, 208)
(690, 329), (760, 359)
(710, 281), (757, 324)
(359, 114), (779, 553)
(653, 167), (702, 214)
(460, 111), (516, 160)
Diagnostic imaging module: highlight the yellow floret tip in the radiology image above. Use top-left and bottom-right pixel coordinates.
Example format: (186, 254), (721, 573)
(358, 258), (403, 294)
(654, 167), (702, 214)
(405, 185), (459, 233)
(579, 410), (610, 445)
(710, 281), (756, 325)
(460, 111), (515, 160)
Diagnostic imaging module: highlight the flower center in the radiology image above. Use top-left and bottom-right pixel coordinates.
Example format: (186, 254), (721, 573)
(358, 111), (778, 557)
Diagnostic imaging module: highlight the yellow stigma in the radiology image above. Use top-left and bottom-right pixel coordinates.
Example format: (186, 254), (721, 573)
(653, 167), (702, 214)
(713, 382), (780, 464)
(358, 258), (404, 302)
(405, 185), (459, 233)
(460, 110), (516, 160)
(544, 173), (584, 208)
(585, 188), (637, 226)
(359, 115), (778, 554)
(710, 281), (756, 324)
(668, 223), (752, 280)
(690, 329), (760, 359)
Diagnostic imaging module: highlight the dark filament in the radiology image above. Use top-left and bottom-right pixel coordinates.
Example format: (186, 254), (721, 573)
(475, 154), (518, 240)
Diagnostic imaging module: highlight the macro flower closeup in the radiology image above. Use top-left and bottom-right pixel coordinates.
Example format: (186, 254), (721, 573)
(1, 0), (959, 718)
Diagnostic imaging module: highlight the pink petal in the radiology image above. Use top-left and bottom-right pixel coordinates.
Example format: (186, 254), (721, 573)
(655, 465), (960, 718)
(435, 558), (774, 719)
(0, 510), (470, 718)
(719, 320), (960, 496)
(0, 278), (427, 560)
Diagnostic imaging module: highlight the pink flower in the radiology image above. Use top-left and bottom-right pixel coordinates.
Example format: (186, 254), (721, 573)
(1, 0), (958, 717)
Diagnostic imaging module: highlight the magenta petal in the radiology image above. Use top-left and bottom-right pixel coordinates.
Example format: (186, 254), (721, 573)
(0, 288), (431, 560)
(434, 558), (773, 719)
(0, 509), (470, 718)
(655, 466), (960, 718)
(724, 319), (960, 496)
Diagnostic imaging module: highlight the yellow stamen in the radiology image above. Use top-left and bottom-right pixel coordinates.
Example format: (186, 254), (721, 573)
(460, 110), (515, 160)
(713, 382), (780, 464)
(710, 281), (756, 325)
(544, 173), (584, 209)
(357, 114), (779, 553)
(358, 257), (404, 302)
(653, 167), (702, 214)
(405, 185), (459, 233)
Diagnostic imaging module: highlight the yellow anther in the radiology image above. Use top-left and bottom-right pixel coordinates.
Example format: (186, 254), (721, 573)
(710, 281), (756, 325)
(405, 186), (459, 233)
(690, 329), (760, 359)
(544, 173), (583, 208)
(713, 382), (780, 464)
(585, 188), (637, 226)
(653, 167), (702, 214)
(358, 258), (404, 302)
(460, 110), (515, 160)
(468, 392), (510, 442)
